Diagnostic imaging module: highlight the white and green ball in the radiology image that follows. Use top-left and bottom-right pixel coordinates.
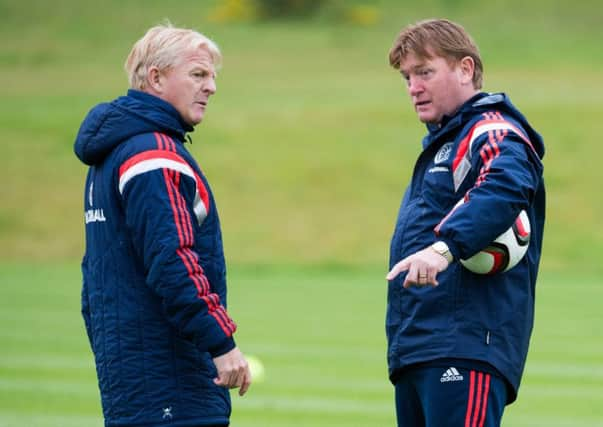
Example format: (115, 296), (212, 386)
(247, 355), (265, 383)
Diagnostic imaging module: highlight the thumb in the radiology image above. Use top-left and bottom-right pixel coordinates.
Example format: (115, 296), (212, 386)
(214, 373), (228, 387)
(386, 259), (409, 280)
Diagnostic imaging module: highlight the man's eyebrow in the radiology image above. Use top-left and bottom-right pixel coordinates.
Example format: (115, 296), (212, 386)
(400, 63), (426, 74)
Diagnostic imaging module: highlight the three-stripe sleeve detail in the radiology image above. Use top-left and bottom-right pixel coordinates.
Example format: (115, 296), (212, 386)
(435, 111), (533, 234)
(451, 112), (532, 192)
(155, 133), (236, 336)
(118, 133), (236, 337)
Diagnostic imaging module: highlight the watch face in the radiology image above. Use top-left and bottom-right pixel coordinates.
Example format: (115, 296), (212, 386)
(432, 242), (452, 263)
(434, 242), (447, 253)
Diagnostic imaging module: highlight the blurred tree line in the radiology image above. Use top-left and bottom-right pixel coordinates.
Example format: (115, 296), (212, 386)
(208, 0), (380, 25)
(256, 0), (325, 18)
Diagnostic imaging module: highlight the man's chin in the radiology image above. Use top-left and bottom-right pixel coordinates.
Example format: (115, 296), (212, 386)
(188, 115), (205, 126)
(417, 112), (439, 125)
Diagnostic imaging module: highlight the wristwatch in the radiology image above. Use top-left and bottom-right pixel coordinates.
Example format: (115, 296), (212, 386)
(431, 241), (454, 264)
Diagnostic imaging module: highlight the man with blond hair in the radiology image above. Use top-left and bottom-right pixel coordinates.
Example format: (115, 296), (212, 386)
(385, 19), (545, 426)
(75, 24), (250, 426)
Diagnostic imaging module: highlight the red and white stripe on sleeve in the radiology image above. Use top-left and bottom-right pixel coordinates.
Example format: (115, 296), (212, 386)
(117, 133), (236, 337)
(118, 147), (209, 225)
(451, 112), (533, 192)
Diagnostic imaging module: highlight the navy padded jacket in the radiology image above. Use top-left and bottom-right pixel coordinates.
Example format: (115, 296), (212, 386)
(387, 93), (545, 403)
(75, 90), (236, 426)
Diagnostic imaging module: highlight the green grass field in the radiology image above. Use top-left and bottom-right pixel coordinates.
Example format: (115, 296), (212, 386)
(1, 0), (603, 425)
(1, 264), (602, 426)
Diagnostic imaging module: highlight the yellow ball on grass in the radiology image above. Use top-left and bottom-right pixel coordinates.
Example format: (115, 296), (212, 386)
(247, 355), (265, 383)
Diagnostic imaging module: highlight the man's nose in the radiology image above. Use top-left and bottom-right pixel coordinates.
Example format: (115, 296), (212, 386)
(204, 78), (217, 95)
(408, 77), (423, 96)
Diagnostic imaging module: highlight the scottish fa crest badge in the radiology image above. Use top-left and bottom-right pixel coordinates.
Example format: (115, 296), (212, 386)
(434, 142), (453, 164)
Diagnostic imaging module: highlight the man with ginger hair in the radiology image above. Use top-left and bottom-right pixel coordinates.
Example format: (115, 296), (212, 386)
(385, 19), (545, 426)
(75, 24), (250, 426)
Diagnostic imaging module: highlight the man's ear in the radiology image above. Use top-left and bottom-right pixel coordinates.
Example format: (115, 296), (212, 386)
(147, 66), (163, 93)
(459, 56), (475, 86)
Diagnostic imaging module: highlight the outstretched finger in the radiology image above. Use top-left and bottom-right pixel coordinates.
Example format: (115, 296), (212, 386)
(386, 259), (409, 281)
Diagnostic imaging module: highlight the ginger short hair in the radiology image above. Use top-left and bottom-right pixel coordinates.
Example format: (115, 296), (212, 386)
(125, 23), (222, 90)
(389, 19), (483, 89)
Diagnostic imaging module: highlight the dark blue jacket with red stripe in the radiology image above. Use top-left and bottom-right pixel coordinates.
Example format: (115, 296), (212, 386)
(75, 90), (236, 426)
(387, 92), (545, 403)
